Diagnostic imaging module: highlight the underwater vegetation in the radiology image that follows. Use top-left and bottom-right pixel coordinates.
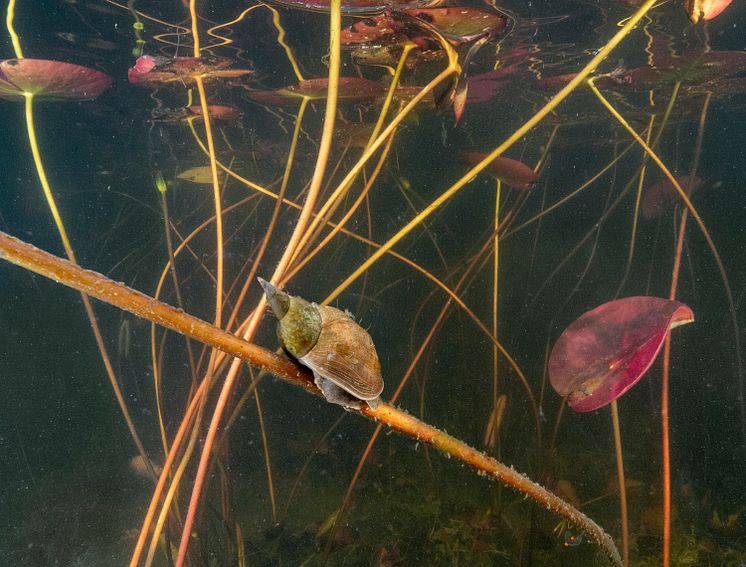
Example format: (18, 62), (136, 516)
(0, 0), (745, 565)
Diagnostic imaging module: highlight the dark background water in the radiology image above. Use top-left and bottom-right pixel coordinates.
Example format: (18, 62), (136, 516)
(1, 0), (745, 565)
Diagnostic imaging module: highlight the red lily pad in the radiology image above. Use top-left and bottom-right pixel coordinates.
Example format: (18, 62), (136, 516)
(245, 77), (385, 106)
(128, 55), (252, 85)
(642, 176), (702, 219)
(0, 58), (112, 100)
(549, 296), (694, 412)
(461, 152), (538, 190)
(187, 104), (243, 121)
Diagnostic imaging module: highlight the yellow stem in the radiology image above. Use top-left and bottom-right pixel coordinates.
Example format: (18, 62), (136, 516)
(6, 0), (23, 58)
(491, 179), (501, 452)
(193, 78), (224, 327)
(189, 0), (200, 55)
(23, 95), (152, 476)
(292, 65), (458, 268)
(265, 4), (304, 82)
(364, 42), (415, 153)
(325, 0), (659, 303)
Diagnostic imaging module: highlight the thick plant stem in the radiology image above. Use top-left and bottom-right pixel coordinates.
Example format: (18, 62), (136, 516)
(0, 229), (622, 566)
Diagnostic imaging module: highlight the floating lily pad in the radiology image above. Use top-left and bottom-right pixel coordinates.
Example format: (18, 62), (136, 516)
(263, 0), (443, 15)
(0, 58), (112, 100)
(245, 77), (385, 106)
(549, 296), (694, 412)
(127, 55), (252, 85)
(461, 152), (538, 190)
(403, 7), (508, 43)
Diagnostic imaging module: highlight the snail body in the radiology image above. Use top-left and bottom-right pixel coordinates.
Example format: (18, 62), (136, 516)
(259, 278), (384, 410)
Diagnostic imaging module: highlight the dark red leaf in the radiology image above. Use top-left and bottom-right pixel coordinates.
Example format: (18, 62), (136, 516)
(549, 297), (694, 412)
(461, 152), (538, 190)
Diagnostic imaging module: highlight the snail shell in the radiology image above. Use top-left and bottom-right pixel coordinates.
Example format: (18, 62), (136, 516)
(259, 278), (384, 410)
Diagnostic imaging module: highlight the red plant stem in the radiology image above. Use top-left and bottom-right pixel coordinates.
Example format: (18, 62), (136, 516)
(0, 230), (623, 566)
(662, 211), (686, 567)
(610, 400), (629, 567)
(662, 92), (709, 567)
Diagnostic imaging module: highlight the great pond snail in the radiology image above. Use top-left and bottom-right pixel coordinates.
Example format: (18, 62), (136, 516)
(259, 278), (384, 410)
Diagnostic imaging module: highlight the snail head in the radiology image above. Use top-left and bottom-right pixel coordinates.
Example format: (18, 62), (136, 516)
(258, 277), (290, 319)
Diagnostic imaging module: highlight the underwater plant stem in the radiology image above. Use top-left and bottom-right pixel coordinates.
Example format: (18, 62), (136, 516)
(326, 0), (660, 304)
(131, 372), (205, 567)
(224, 97), (309, 334)
(189, 0), (200, 55)
(660, 222), (685, 567)
(254, 390), (277, 522)
(290, 66), (456, 266)
(364, 42), (415, 153)
(0, 229), (622, 566)
(589, 79), (746, 454)
(615, 114), (655, 299)
(282, 129), (395, 283)
(144, 403), (201, 567)
(610, 400), (629, 567)
(296, 45), (414, 259)
(265, 4), (304, 82)
(22, 93), (153, 477)
(661, 91), (711, 567)
(491, 180), (502, 453)
(5, 0), (23, 58)
(193, 79), (225, 328)
(661, 214), (687, 567)
(174, 3), (343, 564)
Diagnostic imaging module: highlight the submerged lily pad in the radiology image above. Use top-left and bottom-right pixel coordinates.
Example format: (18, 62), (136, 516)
(264, 0), (443, 14)
(0, 58), (112, 100)
(461, 152), (538, 190)
(549, 296), (694, 412)
(177, 165), (226, 184)
(642, 176), (702, 219)
(187, 105), (243, 121)
(245, 77), (385, 106)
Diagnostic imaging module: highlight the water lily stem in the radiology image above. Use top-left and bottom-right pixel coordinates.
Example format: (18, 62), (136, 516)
(610, 400), (629, 567)
(6, 0), (23, 58)
(22, 91), (154, 479)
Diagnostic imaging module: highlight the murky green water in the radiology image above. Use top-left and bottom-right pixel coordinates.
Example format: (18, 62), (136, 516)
(1, 0), (745, 565)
